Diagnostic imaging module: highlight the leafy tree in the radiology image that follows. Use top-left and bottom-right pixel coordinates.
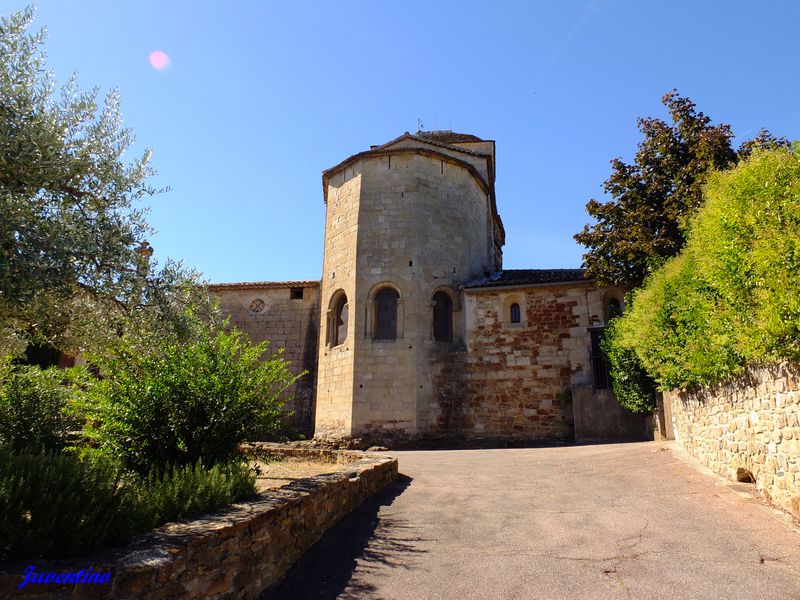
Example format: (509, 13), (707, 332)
(574, 91), (788, 288)
(0, 6), (204, 359)
(611, 145), (800, 390)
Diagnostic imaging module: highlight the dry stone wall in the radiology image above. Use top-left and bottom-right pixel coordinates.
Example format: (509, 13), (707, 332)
(667, 364), (800, 518)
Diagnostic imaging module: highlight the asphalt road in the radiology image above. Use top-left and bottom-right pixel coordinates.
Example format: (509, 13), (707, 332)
(266, 442), (800, 600)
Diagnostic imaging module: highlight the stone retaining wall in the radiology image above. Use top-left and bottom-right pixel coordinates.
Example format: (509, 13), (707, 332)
(0, 447), (398, 599)
(666, 364), (800, 517)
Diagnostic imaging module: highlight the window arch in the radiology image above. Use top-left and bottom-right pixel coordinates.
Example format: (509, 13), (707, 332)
(510, 302), (521, 324)
(329, 292), (348, 347)
(433, 291), (453, 342)
(503, 294), (526, 327)
(373, 287), (399, 340)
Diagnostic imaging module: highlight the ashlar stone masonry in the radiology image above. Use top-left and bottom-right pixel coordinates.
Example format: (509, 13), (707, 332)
(211, 131), (644, 443)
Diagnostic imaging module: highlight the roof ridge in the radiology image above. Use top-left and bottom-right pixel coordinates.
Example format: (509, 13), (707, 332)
(207, 280), (320, 289)
(374, 132), (489, 157)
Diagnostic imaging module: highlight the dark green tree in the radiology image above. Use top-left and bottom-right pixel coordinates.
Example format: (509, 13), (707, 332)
(575, 91), (788, 288)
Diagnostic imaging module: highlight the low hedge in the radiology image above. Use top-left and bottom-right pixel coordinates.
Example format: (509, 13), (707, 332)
(0, 452), (256, 561)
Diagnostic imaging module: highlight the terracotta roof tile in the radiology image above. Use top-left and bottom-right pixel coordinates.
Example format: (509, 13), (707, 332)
(464, 269), (589, 289)
(416, 131), (485, 144)
(206, 280), (319, 291)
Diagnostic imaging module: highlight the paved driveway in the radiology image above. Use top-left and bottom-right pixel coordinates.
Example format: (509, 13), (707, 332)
(267, 442), (800, 599)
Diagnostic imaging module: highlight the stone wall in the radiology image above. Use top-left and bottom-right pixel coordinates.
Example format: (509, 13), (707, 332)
(316, 145), (499, 441)
(572, 386), (649, 442)
(0, 448), (398, 599)
(210, 282), (320, 434)
(667, 364), (800, 518)
(351, 152), (496, 438)
(315, 164), (361, 439)
(456, 282), (627, 440)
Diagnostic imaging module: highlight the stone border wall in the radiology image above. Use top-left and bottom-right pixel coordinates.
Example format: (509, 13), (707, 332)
(666, 364), (799, 518)
(0, 447), (398, 599)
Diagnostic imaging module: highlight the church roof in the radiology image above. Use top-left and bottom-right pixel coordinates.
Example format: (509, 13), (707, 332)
(371, 131), (490, 158)
(415, 131), (485, 144)
(206, 280), (319, 291)
(464, 269), (589, 289)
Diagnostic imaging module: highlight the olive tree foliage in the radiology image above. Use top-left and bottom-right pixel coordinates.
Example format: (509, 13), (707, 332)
(575, 91), (788, 288)
(0, 7), (210, 359)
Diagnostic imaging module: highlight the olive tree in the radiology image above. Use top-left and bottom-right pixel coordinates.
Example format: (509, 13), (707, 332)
(0, 6), (197, 358)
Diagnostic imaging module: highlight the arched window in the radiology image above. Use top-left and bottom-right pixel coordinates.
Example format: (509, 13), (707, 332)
(374, 288), (399, 340)
(433, 291), (453, 342)
(510, 302), (521, 324)
(333, 293), (348, 346)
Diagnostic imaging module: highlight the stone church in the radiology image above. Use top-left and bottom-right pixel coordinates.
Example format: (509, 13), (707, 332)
(209, 131), (645, 444)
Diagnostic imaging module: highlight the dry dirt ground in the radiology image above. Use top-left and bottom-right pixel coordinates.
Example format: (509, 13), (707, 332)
(252, 456), (346, 492)
(266, 441), (800, 600)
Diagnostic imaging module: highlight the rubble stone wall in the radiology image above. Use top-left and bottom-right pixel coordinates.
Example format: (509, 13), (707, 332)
(667, 364), (800, 517)
(457, 283), (624, 440)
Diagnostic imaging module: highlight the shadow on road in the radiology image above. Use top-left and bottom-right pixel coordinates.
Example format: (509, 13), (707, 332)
(262, 474), (422, 600)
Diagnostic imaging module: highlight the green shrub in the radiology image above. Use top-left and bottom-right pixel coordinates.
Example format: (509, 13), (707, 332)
(0, 451), (146, 560)
(601, 319), (657, 414)
(142, 461), (256, 525)
(609, 145), (800, 391)
(82, 319), (297, 474)
(617, 253), (746, 389)
(0, 452), (257, 561)
(0, 365), (87, 454)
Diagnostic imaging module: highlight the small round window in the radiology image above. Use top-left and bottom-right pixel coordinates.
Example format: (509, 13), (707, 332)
(249, 298), (265, 314)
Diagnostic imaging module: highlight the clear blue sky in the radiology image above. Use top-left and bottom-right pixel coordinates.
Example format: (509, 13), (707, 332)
(26, 1), (800, 283)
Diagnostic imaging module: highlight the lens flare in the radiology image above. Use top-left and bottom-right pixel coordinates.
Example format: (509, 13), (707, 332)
(149, 50), (171, 71)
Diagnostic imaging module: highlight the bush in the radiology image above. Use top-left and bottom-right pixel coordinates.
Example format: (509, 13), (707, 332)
(142, 461), (256, 525)
(0, 452), (256, 561)
(82, 318), (297, 474)
(0, 451), (146, 560)
(601, 319), (657, 414)
(0, 365), (87, 454)
(609, 145), (800, 391)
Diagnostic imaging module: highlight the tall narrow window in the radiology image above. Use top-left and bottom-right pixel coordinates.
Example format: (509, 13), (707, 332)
(333, 294), (348, 346)
(433, 291), (453, 342)
(374, 288), (399, 340)
(590, 329), (611, 389)
(510, 302), (521, 324)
